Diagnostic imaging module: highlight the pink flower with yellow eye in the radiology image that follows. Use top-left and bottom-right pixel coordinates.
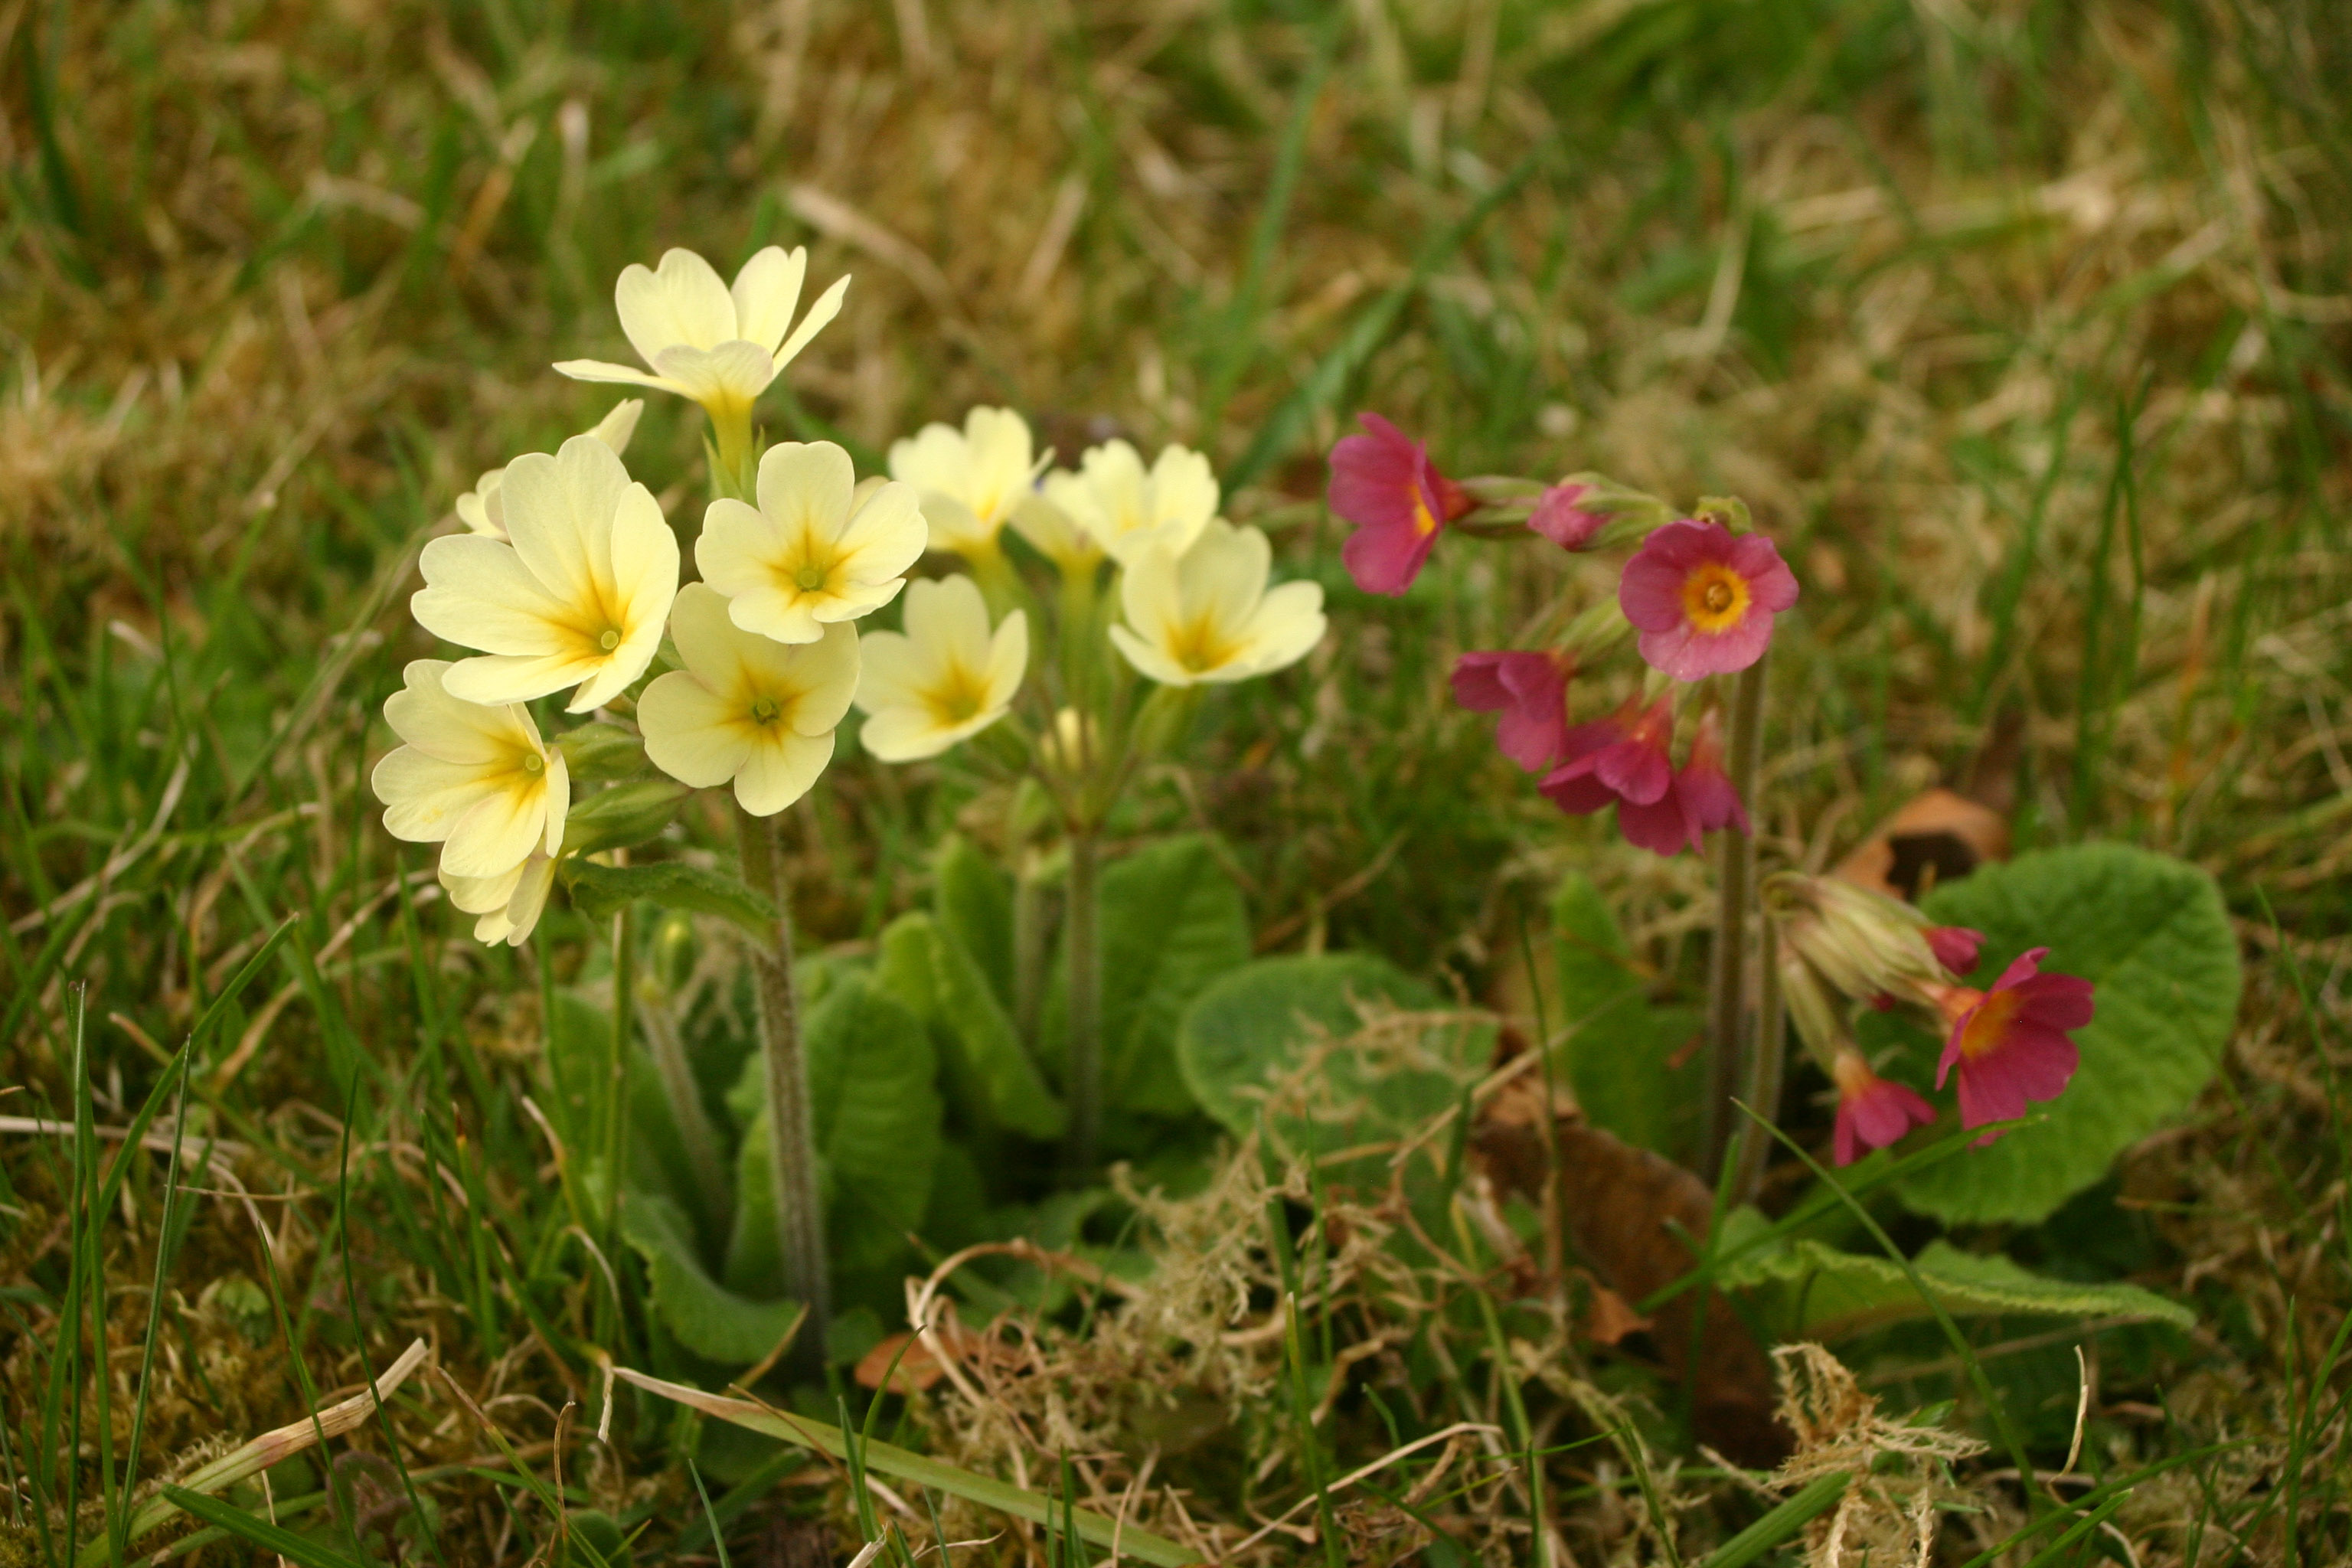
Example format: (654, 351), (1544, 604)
(1618, 519), (1799, 680)
(1831, 1050), (1937, 1166)
(1932, 947), (2095, 1142)
(1452, 651), (1571, 771)
(1328, 414), (1472, 596)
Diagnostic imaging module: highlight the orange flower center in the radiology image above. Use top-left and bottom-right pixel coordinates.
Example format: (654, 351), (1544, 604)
(1681, 561), (1751, 633)
(1956, 988), (2024, 1060)
(1411, 492), (1439, 536)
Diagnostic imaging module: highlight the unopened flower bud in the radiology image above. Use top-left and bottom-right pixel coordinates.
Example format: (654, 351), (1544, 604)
(1779, 949), (1854, 1075)
(557, 721), (652, 782)
(1762, 872), (1948, 1009)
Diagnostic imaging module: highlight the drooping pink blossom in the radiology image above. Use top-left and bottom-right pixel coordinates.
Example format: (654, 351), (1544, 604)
(1328, 413), (1472, 596)
(1528, 484), (1606, 550)
(1926, 925), (1985, 978)
(1933, 947), (2095, 1142)
(1831, 1051), (1939, 1166)
(1452, 651), (1571, 771)
(1617, 519), (1800, 681)
(1540, 696), (1674, 820)
(1544, 701), (1748, 857)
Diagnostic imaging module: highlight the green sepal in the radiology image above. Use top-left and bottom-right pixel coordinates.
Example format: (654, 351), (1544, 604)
(560, 779), (688, 857)
(556, 721), (653, 782)
(564, 857), (776, 935)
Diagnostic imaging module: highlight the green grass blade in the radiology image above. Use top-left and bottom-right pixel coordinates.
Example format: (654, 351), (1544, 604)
(155, 1487), (371, 1568)
(1697, 1472), (1849, 1568)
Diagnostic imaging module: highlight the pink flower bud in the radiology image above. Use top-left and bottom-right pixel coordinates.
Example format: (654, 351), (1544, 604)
(1528, 483), (1606, 550)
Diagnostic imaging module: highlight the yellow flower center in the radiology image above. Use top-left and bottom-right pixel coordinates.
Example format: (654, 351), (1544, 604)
(780, 543), (839, 599)
(921, 661), (992, 728)
(522, 752), (544, 775)
(750, 692), (782, 726)
(1956, 988), (2024, 1060)
(1411, 493), (1439, 537)
(1681, 562), (1751, 633)
(1168, 613), (1243, 675)
(598, 628), (622, 651)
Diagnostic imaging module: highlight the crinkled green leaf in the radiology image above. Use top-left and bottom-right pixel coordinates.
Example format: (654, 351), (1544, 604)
(1893, 844), (2240, 1224)
(1551, 871), (1704, 1160)
(1068, 835), (1253, 1116)
(564, 858), (776, 935)
(622, 1193), (802, 1365)
(874, 911), (1067, 1140)
(1719, 1230), (2194, 1341)
(725, 969), (944, 1288)
(1178, 952), (1455, 1138)
(933, 834), (1015, 1009)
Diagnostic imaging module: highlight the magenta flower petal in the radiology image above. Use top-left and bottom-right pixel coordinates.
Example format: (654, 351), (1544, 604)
(1452, 652), (1569, 771)
(1936, 945), (2094, 1136)
(1832, 1055), (1938, 1167)
(1926, 926), (1984, 977)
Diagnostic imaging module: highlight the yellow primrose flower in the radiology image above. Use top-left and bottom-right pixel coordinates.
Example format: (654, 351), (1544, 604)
(697, 441), (925, 646)
(1044, 439), (1218, 567)
(1009, 488), (1101, 574)
(371, 659), (569, 879)
(441, 849), (558, 948)
(1109, 519), (1326, 688)
(554, 247), (847, 469)
(852, 575), (1027, 762)
(457, 400), (643, 541)
(638, 583), (861, 816)
(887, 407), (1044, 557)
(412, 433), (680, 714)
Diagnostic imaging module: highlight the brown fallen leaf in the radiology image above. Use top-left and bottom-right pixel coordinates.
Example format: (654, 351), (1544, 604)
(1582, 1282), (1653, 1348)
(1475, 1038), (1792, 1467)
(854, 1329), (948, 1395)
(1831, 786), (2011, 902)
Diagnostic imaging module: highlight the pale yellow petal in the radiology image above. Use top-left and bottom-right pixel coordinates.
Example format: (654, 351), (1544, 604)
(753, 441), (856, 544)
(734, 727), (833, 815)
(442, 777), (550, 879)
(984, 609), (1028, 709)
(552, 358), (688, 395)
(382, 660), (531, 763)
(1108, 623), (1195, 688)
(411, 535), (575, 657)
(758, 619), (861, 736)
(851, 629), (927, 715)
(443, 652), (603, 708)
(773, 274), (848, 371)
(603, 481), (681, 649)
(495, 853), (558, 946)
(373, 748), (501, 841)
(616, 249), (737, 363)
(588, 399), (645, 454)
(833, 479), (926, 583)
(858, 706), (962, 763)
(639, 671), (754, 789)
(694, 497), (776, 602)
(666, 583), (753, 697)
(1233, 580), (1326, 678)
(729, 245), (806, 356)
(651, 341), (776, 405)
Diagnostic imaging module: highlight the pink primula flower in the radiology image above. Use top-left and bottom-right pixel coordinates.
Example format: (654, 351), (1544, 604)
(1541, 700), (1748, 857)
(1618, 519), (1800, 681)
(1831, 1051), (1938, 1166)
(1933, 947), (2095, 1142)
(1926, 925), (1985, 978)
(1328, 413), (1472, 596)
(1528, 483), (1606, 550)
(1452, 652), (1571, 771)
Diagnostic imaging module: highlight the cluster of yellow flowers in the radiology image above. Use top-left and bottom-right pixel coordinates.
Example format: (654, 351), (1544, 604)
(372, 247), (1325, 949)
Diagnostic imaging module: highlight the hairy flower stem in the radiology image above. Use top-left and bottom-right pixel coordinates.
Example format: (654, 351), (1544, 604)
(1704, 649), (1770, 1182)
(1732, 920), (1788, 1206)
(1013, 854), (1051, 1045)
(1065, 827), (1103, 1174)
(601, 903), (634, 1342)
(735, 802), (828, 1374)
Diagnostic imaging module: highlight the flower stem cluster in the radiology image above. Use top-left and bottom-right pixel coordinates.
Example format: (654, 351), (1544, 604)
(1329, 416), (1797, 858)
